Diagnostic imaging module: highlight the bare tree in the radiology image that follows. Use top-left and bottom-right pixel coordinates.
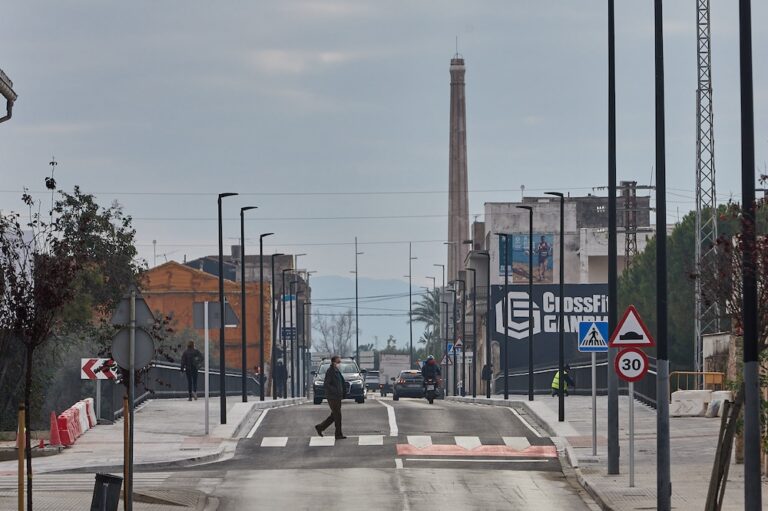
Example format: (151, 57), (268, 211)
(312, 310), (354, 356)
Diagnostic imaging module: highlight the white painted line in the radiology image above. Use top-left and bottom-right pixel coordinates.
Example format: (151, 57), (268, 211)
(309, 436), (336, 447)
(246, 409), (270, 439)
(358, 435), (384, 446)
(502, 436), (532, 450)
(454, 436), (482, 450)
(508, 407), (542, 438)
(407, 435), (432, 448)
(378, 399), (398, 437)
(395, 458), (404, 469)
(404, 458), (549, 464)
(260, 436), (288, 447)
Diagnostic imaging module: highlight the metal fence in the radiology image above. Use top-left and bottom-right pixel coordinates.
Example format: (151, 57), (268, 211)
(493, 355), (659, 408)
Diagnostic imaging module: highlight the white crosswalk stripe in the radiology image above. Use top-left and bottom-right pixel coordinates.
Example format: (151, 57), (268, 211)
(358, 435), (384, 446)
(406, 435), (432, 448)
(261, 436), (288, 447)
(503, 436), (531, 450)
(309, 436), (335, 447)
(454, 436), (482, 450)
(252, 435), (535, 451)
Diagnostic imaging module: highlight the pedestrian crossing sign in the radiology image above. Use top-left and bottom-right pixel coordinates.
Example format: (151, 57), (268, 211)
(578, 321), (609, 353)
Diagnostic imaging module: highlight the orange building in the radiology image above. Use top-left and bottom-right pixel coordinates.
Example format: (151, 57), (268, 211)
(141, 261), (271, 373)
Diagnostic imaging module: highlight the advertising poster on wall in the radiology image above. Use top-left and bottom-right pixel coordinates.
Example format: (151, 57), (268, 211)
(498, 233), (554, 283)
(490, 284), (609, 371)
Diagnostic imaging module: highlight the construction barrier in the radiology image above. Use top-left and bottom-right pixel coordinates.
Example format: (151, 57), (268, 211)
(56, 398), (99, 447)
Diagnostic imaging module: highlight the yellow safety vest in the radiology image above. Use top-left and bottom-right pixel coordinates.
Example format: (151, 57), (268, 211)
(551, 371), (568, 390)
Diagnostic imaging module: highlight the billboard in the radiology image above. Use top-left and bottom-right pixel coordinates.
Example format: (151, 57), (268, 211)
(490, 284), (608, 371)
(499, 233), (554, 283)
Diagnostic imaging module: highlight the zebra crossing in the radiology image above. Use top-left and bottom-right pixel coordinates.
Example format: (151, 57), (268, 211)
(254, 434), (557, 459)
(0, 472), (174, 492)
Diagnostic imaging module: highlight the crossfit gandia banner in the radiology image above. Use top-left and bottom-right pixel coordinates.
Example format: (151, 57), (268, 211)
(490, 284), (608, 370)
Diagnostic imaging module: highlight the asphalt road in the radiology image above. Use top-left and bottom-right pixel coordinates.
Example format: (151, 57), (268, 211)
(196, 396), (597, 510)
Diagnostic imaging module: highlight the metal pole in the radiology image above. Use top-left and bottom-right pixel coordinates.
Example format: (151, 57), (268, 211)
(259, 234), (272, 401)
(629, 381), (635, 487)
(281, 270), (289, 398)
(409, 243), (414, 369)
(355, 237), (360, 362)
(481, 251), (491, 398)
(592, 352), (597, 457)
(290, 281), (297, 398)
(451, 287), (457, 395)
(545, 192), (565, 421)
(204, 301), (210, 435)
(653, 1), (671, 507)
(271, 254), (283, 399)
(96, 379), (101, 421)
(18, 405), (24, 511)
(218, 192), (237, 424)
(739, 1), (761, 508)
(461, 278), (466, 396)
(518, 205), (534, 401)
(467, 268), (477, 398)
(497, 234), (510, 400)
(607, 0), (620, 476)
(128, 290), (135, 511)
(441, 301), (449, 388)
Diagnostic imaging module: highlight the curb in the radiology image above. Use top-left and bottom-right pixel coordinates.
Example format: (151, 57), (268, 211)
(231, 398), (307, 438)
(446, 395), (615, 511)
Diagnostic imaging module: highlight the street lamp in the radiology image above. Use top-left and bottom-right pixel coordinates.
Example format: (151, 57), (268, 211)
(446, 285), (458, 395)
(258, 232), (274, 402)
(0, 68), (17, 124)
(239, 206), (258, 404)
(495, 232), (511, 400)
(433, 264), (445, 291)
(426, 276), (436, 292)
(281, 268), (293, 398)
(474, 250), (491, 398)
(440, 300), (450, 389)
(466, 267), (477, 398)
(299, 270), (316, 396)
(292, 254), (306, 396)
(303, 299), (312, 397)
(454, 278), (465, 396)
(545, 191), (565, 422)
(354, 237), (363, 363)
(217, 192), (238, 424)
(290, 279), (299, 398)
(517, 205), (535, 401)
(270, 253), (284, 399)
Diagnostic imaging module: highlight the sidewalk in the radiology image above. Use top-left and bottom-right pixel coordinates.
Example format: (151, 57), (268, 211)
(0, 396), (304, 510)
(449, 394), (767, 510)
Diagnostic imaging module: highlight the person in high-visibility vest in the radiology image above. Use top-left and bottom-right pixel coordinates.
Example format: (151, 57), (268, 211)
(551, 364), (576, 397)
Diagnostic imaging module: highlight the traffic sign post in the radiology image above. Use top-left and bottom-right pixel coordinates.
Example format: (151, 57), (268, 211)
(578, 321), (608, 457)
(611, 305), (654, 489)
(81, 358), (116, 422)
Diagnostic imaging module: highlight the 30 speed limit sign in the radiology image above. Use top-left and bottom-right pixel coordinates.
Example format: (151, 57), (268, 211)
(614, 347), (649, 382)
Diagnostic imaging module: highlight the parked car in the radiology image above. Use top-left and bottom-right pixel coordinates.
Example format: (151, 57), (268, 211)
(392, 370), (424, 401)
(312, 357), (366, 404)
(364, 370), (380, 392)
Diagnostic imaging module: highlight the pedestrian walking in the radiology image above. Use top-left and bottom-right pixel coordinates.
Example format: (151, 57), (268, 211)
(180, 341), (203, 401)
(275, 359), (288, 398)
(550, 364), (575, 397)
(481, 363), (493, 395)
(314, 355), (347, 439)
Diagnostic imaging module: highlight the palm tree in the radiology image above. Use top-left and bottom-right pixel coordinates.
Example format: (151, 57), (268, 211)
(411, 288), (441, 340)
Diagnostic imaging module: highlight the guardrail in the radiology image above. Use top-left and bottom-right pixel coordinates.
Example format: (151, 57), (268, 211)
(669, 371), (725, 392)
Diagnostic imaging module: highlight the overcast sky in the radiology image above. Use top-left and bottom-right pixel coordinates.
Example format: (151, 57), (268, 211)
(1, 1), (766, 289)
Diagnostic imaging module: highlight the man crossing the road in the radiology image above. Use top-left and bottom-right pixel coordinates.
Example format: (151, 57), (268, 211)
(314, 355), (347, 439)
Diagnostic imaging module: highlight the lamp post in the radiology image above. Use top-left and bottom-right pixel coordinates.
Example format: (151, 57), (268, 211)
(292, 254), (306, 397)
(466, 267), (477, 398)
(257, 232), (273, 401)
(475, 251), (491, 398)
(290, 279), (299, 398)
(454, 278), (465, 396)
(495, 233), (510, 400)
(354, 238), (363, 363)
(440, 300), (449, 390)
(217, 192), (238, 424)
(270, 253), (284, 399)
(545, 192), (565, 422)
(408, 243), (418, 368)
(303, 299), (312, 397)
(0, 68), (17, 124)
(433, 264), (445, 290)
(239, 206), (258, 403)
(447, 286), (458, 395)
(281, 268), (292, 398)
(426, 276), (436, 292)
(517, 205), (534, 401)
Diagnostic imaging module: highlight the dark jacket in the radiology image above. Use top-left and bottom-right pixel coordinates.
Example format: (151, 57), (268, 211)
(181, 348), (203, 372)
(275, 363), (288, 382)
(421, 359), (441, 380)
(324, 365), (346, 400)
(481, 364), (493, 381)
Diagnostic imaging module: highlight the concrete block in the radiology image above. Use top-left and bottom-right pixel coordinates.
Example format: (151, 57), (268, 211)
(710, 391), (734, 417)
(671, 389), (712, 403)
(669, 399), (707, 417)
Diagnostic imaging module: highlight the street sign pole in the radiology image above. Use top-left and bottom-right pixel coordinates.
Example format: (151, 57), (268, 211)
(128, 289), (135, 511)
(592, 352), (597, 457)
(96, 380), (101, 422)
(204, 301), (210, 436)
(629, 380), (635, 487)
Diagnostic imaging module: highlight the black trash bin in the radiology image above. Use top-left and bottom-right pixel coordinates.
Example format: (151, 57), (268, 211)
(90, 473), (123, 511)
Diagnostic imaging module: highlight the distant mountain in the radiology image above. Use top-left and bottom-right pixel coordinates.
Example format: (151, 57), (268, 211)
(309, 275), (427, 351)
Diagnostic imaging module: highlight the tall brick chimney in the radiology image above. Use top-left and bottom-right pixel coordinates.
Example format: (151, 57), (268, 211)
(447, 56), (470, 284)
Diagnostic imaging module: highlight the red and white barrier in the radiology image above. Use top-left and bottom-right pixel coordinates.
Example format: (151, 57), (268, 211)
(56, 398), (99, 447)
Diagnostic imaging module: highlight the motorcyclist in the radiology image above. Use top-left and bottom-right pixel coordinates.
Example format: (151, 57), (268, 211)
(421, 355), (441, 385)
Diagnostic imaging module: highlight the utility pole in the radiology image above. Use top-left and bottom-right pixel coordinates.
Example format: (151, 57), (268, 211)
(270, 253), (284, 399)
(354, 237), (363, 362)
(408, 243), (417, 368)
(217, 192), (238, 424)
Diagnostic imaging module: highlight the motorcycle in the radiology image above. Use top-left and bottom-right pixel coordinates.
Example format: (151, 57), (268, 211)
(424, 377), (439, 404)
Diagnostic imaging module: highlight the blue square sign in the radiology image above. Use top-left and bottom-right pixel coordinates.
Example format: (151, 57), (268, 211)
(578, 321), (609, 353)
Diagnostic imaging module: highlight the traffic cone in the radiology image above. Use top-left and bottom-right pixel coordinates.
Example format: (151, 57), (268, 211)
(49, 411), (62, 447)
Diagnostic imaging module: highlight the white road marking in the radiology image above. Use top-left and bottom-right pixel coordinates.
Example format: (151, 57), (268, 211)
(508, 407), (543, 438)
(403, 458), (549, 464)
(454, 436), (482, 450)
(309, 436), (336, 447)
(246, 409), (270, 439)
(394, 458), (404, 469)
(260, 436), (288, 447)
(407, 435), (432, 448)
(503, 436), (532, 450)
(378, 399), (398, 436)
(358, 435), (384, 446)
